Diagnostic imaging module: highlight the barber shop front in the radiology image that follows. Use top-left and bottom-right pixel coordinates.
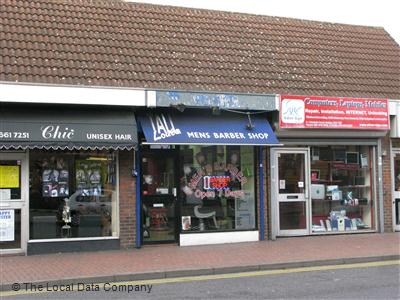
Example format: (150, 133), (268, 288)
(137, 107), (279, 246)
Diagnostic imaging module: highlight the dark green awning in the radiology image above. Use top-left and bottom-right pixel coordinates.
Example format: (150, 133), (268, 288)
(0, 105), (137, 150)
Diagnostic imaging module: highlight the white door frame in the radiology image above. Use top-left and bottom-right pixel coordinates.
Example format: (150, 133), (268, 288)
(271, 148), (310, 238)
(392, 148), (400, 232)
(0, 152), (29, 254)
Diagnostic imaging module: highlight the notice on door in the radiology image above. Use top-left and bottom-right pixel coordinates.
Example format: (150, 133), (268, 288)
(0, 210), (15, 241)
(0, 166), (20, 188)
(0, 189), (11, 201)
(279, 180), (286, 190)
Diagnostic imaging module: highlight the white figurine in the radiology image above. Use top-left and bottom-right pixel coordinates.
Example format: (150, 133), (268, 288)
(62, 198), (71, 227)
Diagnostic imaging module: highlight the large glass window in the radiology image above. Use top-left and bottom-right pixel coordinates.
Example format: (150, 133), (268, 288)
(180, 145), (256, 232)
(310, 146), (375, 233)
(29, 150), (118, 239)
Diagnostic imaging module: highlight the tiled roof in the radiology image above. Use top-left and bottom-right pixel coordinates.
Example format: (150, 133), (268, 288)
(1, 0), (399, 99)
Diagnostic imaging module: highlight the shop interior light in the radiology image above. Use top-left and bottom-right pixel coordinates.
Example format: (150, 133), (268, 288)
(86, 157), (108, 161)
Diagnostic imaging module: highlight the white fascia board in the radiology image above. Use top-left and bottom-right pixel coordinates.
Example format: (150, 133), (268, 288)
(0, 82), (146, 106)
(146, 90), (157, 107)
(179, 231), (259, 246)
(389, 99), (400, 116)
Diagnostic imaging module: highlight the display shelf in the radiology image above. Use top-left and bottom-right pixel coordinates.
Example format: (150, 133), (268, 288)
(310, 146), (374, 230)
(311, 179), (342, 183)
(339, 185), (369, 188)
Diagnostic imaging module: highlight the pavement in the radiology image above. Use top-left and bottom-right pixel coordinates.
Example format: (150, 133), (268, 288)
(1, 232), (399, 291)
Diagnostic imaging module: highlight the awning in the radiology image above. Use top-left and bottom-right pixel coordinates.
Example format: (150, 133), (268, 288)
(0, 105), (138, 150)
(138, 110), (279, 145)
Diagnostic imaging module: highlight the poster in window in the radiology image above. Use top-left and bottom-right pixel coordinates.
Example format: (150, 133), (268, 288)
(75, 160), (104, 196)
(0, 210), (14, 242)
(41, 157), (69, 198)
(0, 166), (20, 188)
(311, 170), (320, 181)
(181, 216), (191, 231)
(235, 191), (255, 229)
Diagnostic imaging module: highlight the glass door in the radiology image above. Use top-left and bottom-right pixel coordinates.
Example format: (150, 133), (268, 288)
(0, 153), (28, 253)
(393, 151), (400, 231)
(141, 149), (179, 243)
(274, 149), (310, 236)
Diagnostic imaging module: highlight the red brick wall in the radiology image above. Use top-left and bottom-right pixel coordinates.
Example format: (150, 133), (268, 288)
(382, 134), (393, 232)
(118, 150), (136, 248)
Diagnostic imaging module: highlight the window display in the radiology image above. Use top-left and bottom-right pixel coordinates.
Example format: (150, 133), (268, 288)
(310, 146), (374, 233)
(180, 145), (256, 232)
(29, 150), (118, 239)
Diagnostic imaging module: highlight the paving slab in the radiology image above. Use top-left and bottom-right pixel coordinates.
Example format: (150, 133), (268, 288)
(1, 233), (399, 291)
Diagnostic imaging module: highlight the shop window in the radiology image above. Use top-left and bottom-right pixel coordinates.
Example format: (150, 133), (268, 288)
(180, 145), (256, 232)
(29, 150), (118, 239)
(310, 146), (375, 233)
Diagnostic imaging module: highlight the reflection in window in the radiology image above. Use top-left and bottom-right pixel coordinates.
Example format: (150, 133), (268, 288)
(29, 150), (118, 239)
(180, 145), (256, 232)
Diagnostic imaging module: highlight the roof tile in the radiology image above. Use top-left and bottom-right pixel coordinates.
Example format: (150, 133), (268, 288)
(0, 0), (399, 98)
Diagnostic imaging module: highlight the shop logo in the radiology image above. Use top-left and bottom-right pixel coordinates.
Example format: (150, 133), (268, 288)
(41, 125), (75, 140)
(281, 99), (305, 124)
(148, 113), (181, 141)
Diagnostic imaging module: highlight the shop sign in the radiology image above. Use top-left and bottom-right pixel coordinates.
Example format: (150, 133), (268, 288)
(280, 95), (390, 130)
(139, 111), (279, 145)
(156, 91), (277, 111)
(0, 124), (134, 143)
(183, 163), (247, 200)
(203, 176), (230, 190)
(0, 107), (138, 149)
(0, 210), (15, 242)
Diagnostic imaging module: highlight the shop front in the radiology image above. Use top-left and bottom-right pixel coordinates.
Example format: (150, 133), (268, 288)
(389, 100), (400, 231)
(137, 108), (279, 246)
(0, 105), (137, 254)
(271, 95), (390, 238)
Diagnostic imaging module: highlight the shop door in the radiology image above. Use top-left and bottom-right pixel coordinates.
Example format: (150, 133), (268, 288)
(141, 149), (179, 243)
(273, 149), (310, 236)
(393, 151), (400, 231)
(0, 153), (28, 254)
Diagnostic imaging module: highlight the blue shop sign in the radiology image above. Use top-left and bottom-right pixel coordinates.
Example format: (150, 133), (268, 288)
(138, 111), (279, 145)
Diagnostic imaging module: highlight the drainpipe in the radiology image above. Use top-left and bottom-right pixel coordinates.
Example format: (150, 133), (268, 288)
(377, 139), (384, 233)
(259, 147), (265, 240)
(135, 148), (142, 248)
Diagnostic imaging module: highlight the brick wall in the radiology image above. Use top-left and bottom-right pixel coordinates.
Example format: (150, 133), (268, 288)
(382, 134), (395, 232)
(118, 150), (136, 249)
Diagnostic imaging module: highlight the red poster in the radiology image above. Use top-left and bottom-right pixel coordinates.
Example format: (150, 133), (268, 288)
(280, 95), (389, 130)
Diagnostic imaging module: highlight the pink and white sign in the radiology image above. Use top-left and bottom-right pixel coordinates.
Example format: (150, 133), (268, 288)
(280, 95), (389, 130)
